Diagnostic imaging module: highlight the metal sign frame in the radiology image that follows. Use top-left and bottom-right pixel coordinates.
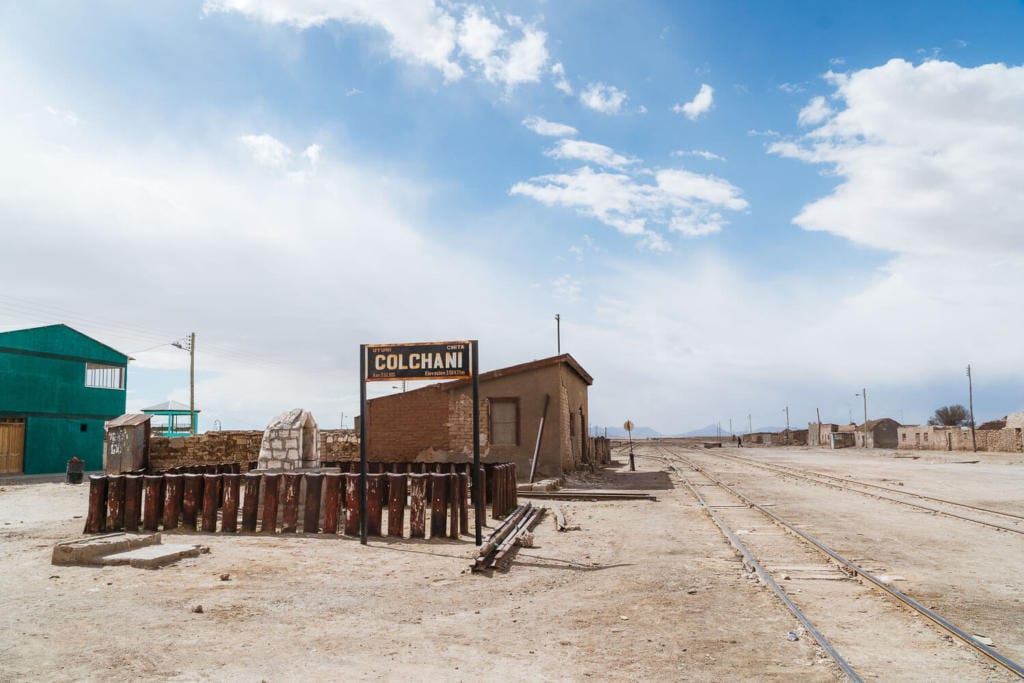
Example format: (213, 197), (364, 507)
(359, 340), (482, 545)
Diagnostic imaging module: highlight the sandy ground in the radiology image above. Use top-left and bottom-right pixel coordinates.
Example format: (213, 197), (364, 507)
(1, 444), (1020, 681)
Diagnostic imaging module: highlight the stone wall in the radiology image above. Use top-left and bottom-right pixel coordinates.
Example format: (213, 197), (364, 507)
(150, 428), (362, 470)
(149, 430), (263, 471)
(897, 425), (1024, 452)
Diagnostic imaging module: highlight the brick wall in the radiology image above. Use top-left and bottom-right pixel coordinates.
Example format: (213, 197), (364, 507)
(897, 425), (1023, 452)
(320, 429), (359, 461)
(366, 385), (451, 459)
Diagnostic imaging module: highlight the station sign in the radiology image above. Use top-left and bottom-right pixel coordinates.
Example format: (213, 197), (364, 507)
(364, 340), (473, 382)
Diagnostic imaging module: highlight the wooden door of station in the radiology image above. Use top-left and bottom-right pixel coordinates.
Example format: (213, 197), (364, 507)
(0, 418), (25, 474)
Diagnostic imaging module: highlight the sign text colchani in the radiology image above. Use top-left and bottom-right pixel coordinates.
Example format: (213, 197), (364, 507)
(364, 341), (473, 382)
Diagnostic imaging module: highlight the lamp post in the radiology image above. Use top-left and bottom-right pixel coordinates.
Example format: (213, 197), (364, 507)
(967, 364), (977, 453)
(855, 389), (868, 447)
(555, 313), (561, 354)
(783, 406), (790, 445)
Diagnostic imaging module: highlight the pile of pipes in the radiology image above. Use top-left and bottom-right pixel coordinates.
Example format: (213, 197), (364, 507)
(473, 502), (544, 572)
(83, 464), (519, 541)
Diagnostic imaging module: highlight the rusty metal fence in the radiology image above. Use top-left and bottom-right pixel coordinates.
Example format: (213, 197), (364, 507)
(84, 462), (518, 541)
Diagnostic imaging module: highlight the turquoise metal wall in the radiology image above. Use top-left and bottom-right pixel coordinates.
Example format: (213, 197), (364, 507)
(0, 325), (127, 474)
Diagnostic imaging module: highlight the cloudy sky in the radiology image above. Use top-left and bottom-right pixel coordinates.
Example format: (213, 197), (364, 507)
(2, 1), (1023, 433)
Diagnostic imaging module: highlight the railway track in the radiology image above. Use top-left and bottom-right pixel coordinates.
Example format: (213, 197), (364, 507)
(693, 448), (1024, 536)
(649, 444), (1024, 681)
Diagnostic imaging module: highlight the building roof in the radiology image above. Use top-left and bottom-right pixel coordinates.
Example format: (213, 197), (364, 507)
(106, 413), (153, 428)
(142, 400), (198, 413)
(446, 353), (593, 389)
(0, 323), (131, 364)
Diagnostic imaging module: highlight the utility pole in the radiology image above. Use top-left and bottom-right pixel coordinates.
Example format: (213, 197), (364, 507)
(189, 332), (196, 436)
(555, 313), (561, 354)
(967, 364), (977, 452)
(784, 406), (790, 445)
(855, 388), (868, 448)
(729, 418), (733, 437)
(747, 414), (752, 435)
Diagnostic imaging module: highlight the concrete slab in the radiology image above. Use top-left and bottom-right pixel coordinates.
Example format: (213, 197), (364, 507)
(100, 544), (205, 569)
(51, 533), (161, 566)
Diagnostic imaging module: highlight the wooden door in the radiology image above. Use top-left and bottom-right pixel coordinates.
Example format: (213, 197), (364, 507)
(0, 418), (25, 474)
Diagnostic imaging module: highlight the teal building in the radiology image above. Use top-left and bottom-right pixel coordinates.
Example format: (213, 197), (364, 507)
(0, 324), (129, 474)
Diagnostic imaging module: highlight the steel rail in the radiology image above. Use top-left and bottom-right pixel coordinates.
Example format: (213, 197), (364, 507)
(664, 452), (861, 682)
(660, 447), (1024, 679)
(716, 449), (1024, 523)
(698, 449), (1024, 536)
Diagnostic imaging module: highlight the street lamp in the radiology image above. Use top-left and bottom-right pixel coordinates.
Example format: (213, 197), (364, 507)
(855, 389), (868, 447)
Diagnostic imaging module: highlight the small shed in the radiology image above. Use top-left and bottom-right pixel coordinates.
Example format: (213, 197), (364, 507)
(257, 409), (320, 470)
(103, 414), (152, 473)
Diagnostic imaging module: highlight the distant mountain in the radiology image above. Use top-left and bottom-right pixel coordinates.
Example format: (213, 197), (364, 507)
(592, 425), (663, 439)
(592, 424), (788, 439)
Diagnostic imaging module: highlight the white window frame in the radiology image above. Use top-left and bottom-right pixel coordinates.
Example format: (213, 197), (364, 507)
(84, 363), (124, 390)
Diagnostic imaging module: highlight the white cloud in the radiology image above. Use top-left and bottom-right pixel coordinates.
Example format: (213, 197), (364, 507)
(522, 115), (577, 138)
(778, 82), (806, 94)
(673, 83), (714, 120)
(206, 1), (549, 88)
(637, 105), (648, 114)
(770, 58), (1024, 257)
(345, 88), (363, 96)
(580, 82), (627, 114)
(551, 62), (572, 95)
(545, 139), (638, 169)
(238, 133), (292, 166)
(797, 95), (832, 126)
(302, 143), (321, 165)
(672, 149), (726, 162)
(510, 161), (747, 244)
(45, 105), (80, 126)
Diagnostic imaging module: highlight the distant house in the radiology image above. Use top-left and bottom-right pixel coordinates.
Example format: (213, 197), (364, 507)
(362, 354), (593, 480)
(853, 418), (901, 449)
(0, 324), (129, 474)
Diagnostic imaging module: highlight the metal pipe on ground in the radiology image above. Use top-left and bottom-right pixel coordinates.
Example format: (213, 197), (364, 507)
(181, 473), (203, 531)
(281, 472), (302, 533)
(241, 472), (261, 532)
(142, 475), (162, 532)
(473, 503), (532, 570)
(106, 474), (125, 532)
(409, 473), (427, 538)
(202, 474), (221, 532)
(366, 473), (384, 536)
(304, 472), (324, 533)
(429, 473), (448, 538)
(323, 473), (342, 535)
(344, 473), (361, 536)
(261, 473), (281, 533)
(123, 475), (143, 532)
(84, 475), (108, 534)
(222, 473), (240, 533)
(387, 473), (407, 538)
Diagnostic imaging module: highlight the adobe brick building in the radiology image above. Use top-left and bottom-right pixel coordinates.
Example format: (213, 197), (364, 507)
(362, 354), (594, 480)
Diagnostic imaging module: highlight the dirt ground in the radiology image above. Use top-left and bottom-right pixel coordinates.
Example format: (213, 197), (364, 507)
(1, 444), (1021, 681)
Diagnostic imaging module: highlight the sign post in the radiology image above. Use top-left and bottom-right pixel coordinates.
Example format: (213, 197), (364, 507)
(359, 340), (480, 546)
(624, 420), (635, 471)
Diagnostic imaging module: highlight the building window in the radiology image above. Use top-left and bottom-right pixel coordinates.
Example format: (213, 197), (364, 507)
(489, 398), (519, 446)
(85, 363), (124, 390)
(923, 433), (929, 442)
(901, 433), (906, 441)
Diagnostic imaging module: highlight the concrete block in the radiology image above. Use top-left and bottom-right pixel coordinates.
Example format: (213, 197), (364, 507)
(101, 543), (205, 569)
(52, 533), (161, 566)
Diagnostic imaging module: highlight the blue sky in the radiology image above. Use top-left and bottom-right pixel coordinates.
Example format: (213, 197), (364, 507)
(2, 1), (1023, 433)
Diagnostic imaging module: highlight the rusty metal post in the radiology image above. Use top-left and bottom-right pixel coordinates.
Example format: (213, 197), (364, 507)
(202, 474), (220, 532)
(430, 472), (448, 539)
(408, 473), (427, 538)
(281, 472), (302, 533)
(475, 465), (487, 530)
(84, 475), (108, 533)
(242, 472), (261, 532)
(458, 472), (470, 535)
(386, 473), (407, 538)
(491, 465), (501, 519)
(344, 473), (360, 536)
(123, 475), (143, 532)
(323, 472), (342, 535)
(510, 463), (517, 507)
(222, 473), (240, 533)
(162, 474), (182, 530)
(304, 472), (323, 533)
(106, 474), (125, 531)
(181, 473), (202, 530)
(366, 473), (383, 537)
(448, 473), (459, 539)
(142, 475), (162, 531)
(261, 473), (281, 533)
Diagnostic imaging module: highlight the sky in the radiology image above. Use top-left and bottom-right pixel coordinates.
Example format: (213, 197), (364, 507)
(2, 1), (1023, 434)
